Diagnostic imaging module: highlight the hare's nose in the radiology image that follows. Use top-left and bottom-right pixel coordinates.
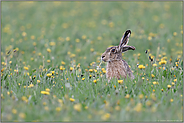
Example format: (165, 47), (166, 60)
(102, 55), (105, 59)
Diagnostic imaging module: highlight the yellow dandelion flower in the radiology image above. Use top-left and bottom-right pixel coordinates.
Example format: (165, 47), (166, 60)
(146, 100), (152, 106)
(125, 94), (130, 99)
(12, 109), (17, 114)
(47, 60), (51, 63)
(56, 107), (61, 112)
(90, 48), (94, 52)
(41, 91), (50, 95)
(44, 106), (49, 111)
(151, 93), (156, 101)
(47, 48), (51, 53)
(170, 99), (173, 102)
(82, 35), (86, 39)
(33, 42), (36, 46)
(31, 35), (35, 40)
(172, 82), (175, 86)
(173, 32), (177, 36)
(29, 83), (34, 88)
(109, 22), (114, 28)
(134, 103), (142, 112)
(82, 78), (85, 80)
(60, 66), (65, 71)
(19, 113), (26, 119)
(73, 103), (81, 112)
(85, 106), (88, 109)
(151, 74), (155, 78)
(148, 36), (152, 40)
(138, 65), (145, 69)
(75, 38), (80, 43)
(61, 61), (65, 65)
(51, 71), (55, 74)
(45, 88), (50, 92)
(152, 63), (157, 67)
(66, 37), (70, 41)
(43, 102), (47, 105)
(22, 32), (27, 37)
(118, 80), (123, 84)
(139, 94), (144, 99)
(21, 96), (27, 101)
(152, 81), (157, 85)
(47, 73), (52, 77)
(167, 85), (171, 89)
(70, 98), (75, 102)
(49, 42), (56, 46)
(159, 60), (167, 65)
(174, 79), (177, 82)
(70, 67), (74, 71)
(37, 80), (40, 83)
(93, 80), (97, 83)
(101, 113), (111, 121)
(115, 106), (120, 111)
(24, 66), (29, 71)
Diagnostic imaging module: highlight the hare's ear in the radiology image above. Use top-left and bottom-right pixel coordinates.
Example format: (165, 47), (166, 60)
(121, 45), (135, 53)
(119, 30), (131, 48)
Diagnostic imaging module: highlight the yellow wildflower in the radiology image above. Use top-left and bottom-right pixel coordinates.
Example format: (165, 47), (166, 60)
(89, 69), (93, 72)
(45, 88), (50, 92)
(139, 94), (144, 99)
(70, 67), (74, 71)
(125, 94), (130, 99)
(47, 48), (51, 53)
(41, 91), (50, 95)
(37, 80), (41, 83)
(170, 99), (173, 102)
(47, 73), (52, 77)
(134, 103), (142, 112)
(70, 98), (75, 102)
(73, 103), (81, 112)
(151, 74), (155, 78)
(24, 66), (29, 71)
(101, 113), (110, 121)
(19, 113), (26, 119)
(29, 83), (34, 88)
(61, 61), (65, 65)
(55, 107), (61, 112)
(167, 85), (171, 89)
(118, 80), (123, 84)
(138, 65), (145, 69)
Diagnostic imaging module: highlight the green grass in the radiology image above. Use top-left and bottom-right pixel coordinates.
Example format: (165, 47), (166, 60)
(1, 1), (183, 122)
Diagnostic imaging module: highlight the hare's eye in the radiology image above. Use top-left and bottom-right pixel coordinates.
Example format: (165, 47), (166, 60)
(111, 49), (115, 53)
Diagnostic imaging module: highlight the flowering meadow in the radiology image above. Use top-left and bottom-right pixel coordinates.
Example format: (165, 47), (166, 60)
(1, 1), (183, 122)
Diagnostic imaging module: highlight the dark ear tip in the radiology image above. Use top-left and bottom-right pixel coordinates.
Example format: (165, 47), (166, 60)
(126, 30), (131, 34)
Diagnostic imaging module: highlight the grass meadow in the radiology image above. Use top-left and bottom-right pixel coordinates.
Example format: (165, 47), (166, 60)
(1, 1), (183, 122)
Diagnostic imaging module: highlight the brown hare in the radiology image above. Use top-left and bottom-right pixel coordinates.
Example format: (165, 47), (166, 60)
(101, 30), (135, 81)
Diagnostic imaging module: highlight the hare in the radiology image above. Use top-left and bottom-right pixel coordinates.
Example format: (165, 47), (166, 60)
(101, 30), (135, 81)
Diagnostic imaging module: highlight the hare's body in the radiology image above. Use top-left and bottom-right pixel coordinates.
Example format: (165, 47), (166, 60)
(101, 30), (135, 81)
(106, 60), (134, 80)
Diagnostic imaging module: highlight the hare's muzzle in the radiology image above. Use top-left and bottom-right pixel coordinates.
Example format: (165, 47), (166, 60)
(101, 55), (106, 62)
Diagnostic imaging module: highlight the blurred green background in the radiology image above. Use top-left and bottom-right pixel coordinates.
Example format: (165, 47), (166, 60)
(2, 1), (182, 68)
(1, 1), (183, 122)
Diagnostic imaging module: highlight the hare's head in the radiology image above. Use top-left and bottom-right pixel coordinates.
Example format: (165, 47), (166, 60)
(101, 30), (135, 62)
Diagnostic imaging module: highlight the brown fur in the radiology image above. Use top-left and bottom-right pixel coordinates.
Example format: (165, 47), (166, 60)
(101, 30), (135, 81)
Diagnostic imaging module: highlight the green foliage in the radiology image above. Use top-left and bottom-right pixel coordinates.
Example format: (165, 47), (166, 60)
(1, 1), (183, 122)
